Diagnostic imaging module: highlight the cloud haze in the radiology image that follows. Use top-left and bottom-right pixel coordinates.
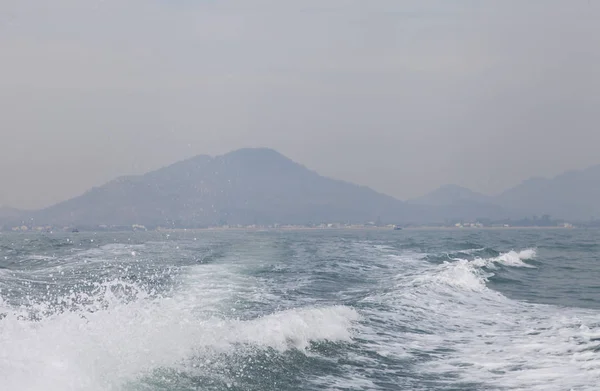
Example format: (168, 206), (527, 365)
(0, 0), (599, 208)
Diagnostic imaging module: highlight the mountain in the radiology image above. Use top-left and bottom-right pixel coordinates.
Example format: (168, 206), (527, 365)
(10, 149), (600, 229)
(29, 148), (416, 228)
(412, 164), (600, 222)
(495, 165), (600, 221)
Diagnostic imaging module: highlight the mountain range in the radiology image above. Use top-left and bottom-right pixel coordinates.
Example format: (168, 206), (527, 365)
(11, 148), (415, 228)
(1, 148), (599, 229)
(411, 165), (600, 222)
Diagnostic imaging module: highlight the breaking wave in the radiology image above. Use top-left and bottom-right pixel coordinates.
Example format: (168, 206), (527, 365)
(2, 232), (599, 391)
(0, 266), (359, 391)
(361, 247), (600, 390)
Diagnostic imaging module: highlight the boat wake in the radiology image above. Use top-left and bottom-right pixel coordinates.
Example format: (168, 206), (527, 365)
(0, 265), (359, 391)
(360, 247), (600, 390)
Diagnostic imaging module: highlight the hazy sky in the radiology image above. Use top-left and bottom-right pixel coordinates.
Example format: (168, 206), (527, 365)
(1, 0), (599, 209)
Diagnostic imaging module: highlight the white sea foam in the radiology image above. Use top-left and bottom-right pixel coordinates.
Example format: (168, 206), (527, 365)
(466, 248), (537, 270)
(3, 237), (596, 391)
(361, 247), (600, 391)
(0, 263), (359, 391)
(492, 248), (537, 267)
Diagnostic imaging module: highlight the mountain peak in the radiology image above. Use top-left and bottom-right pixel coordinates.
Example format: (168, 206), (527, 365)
(496, 164), (600, 220)
(29, 148), (408, 227)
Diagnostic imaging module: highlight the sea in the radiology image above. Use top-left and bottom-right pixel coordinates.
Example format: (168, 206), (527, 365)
(1, 228), (599, 391)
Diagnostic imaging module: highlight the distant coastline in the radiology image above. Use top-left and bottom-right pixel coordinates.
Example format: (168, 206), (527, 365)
(0, 224), (581, 234)
(2, 148), (599, 230)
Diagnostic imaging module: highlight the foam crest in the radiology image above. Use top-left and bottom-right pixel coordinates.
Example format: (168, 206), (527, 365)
(232, 305), (359, 351)
(409, 249), (538, 296)
(409, 248), (536, 293)
(0, 274), (358, 391)
(411, 259), (490, 292)
(492, 248), (537, 267)
(366, 246), (600, 390)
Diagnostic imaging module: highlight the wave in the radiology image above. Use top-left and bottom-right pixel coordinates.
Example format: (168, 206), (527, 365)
(489, 248), (537, 267)
(0, 269), (359, 391)
(407, 248), (536, 293)
(362, 247), (600, 390)
(3, 235), (597, 391)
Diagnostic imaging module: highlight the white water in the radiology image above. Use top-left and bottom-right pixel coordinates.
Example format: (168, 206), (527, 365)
(0, 259), (359, 391)
(3, 239), (600, 391)
(362, 247), (600, 390)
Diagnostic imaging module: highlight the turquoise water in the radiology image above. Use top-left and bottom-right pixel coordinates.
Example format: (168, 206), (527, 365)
(1, 229), (599, 390)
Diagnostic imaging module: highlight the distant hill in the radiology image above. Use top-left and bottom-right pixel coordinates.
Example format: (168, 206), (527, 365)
(495, 165), (600, 221)
(28, 148), (415, 228)
(412, 165), (600, 222)
(6, 149), (600, 229)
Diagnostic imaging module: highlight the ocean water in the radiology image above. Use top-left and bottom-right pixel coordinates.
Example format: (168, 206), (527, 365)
(1, 229), (599, 391)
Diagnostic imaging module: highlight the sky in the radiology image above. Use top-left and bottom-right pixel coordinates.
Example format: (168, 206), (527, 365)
(0, 0), (599, 209)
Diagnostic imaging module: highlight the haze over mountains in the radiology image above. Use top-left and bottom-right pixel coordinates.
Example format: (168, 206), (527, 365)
(412, 165), (600, 222)
(16, 148), (416, 228)
(1, 148), (600, 229)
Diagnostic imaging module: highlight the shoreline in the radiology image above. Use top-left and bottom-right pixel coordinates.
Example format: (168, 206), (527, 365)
(0, 225), (581, 234)
(153, 225), (578, 233)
